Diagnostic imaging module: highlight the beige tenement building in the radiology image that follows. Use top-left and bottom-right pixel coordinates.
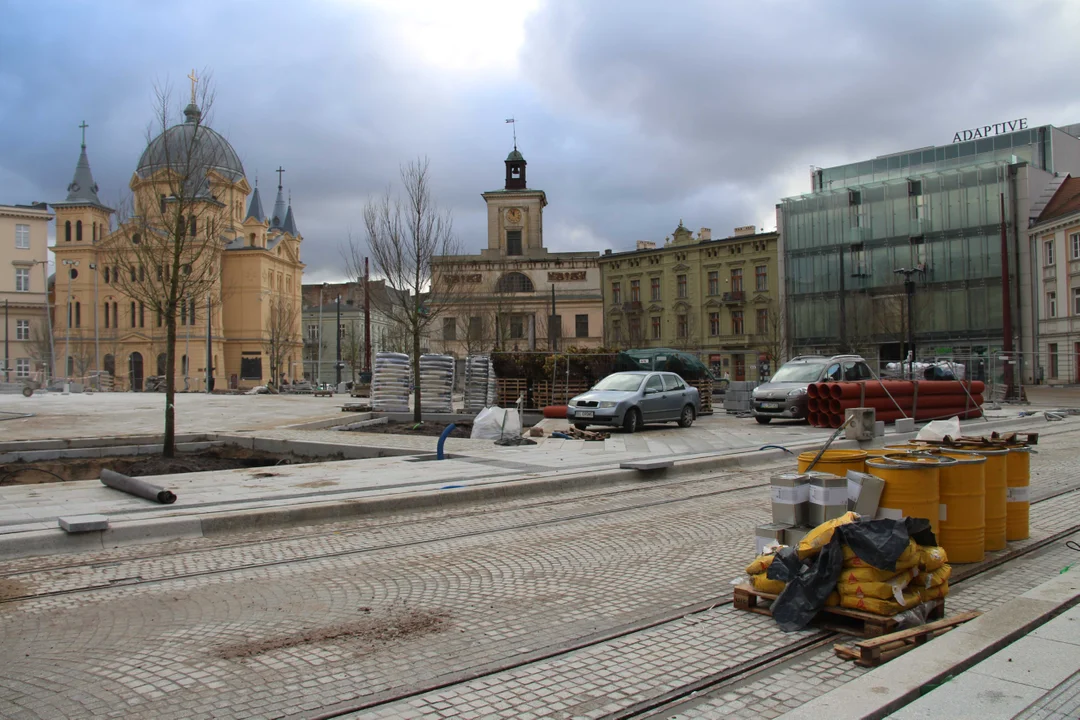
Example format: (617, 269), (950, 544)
(430, 147), (603, 355)
(49, 93), (304, 391)
(1, 201), (53, 382)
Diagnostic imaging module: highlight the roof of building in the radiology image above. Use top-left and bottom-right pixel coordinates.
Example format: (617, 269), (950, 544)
(597, 228), (778, 261)
(135, 102), (246, 184)
(245, 186), (265, 222)
(506, 148), (524, 163)
(1034, 175), (1080, 225)
(282, 203), (298, 236)
(270, 185), (287, 229)
(53, 142), (112, 211)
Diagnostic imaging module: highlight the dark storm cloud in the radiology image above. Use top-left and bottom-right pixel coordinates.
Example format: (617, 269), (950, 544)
(1, 0), (1078, 277)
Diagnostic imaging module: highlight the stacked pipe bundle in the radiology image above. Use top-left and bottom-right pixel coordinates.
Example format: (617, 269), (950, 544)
(418, 354), (455, 413)
(805, 380), (985, 429)
(371, 352), (411, 411)
(464, 355), (495, 411)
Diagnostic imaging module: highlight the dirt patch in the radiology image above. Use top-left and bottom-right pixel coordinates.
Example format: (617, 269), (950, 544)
(0, 448), (310, 486)
(215, 608), (448, 660)
(0, 578), (30, 601)
(348, 421), (472, 438)
(294, 479), (338, 489)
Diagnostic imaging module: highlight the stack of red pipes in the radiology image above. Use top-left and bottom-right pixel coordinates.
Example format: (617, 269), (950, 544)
(805, 380), (985, 429)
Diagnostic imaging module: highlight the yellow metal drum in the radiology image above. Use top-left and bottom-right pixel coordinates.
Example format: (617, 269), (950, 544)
(797, 449), (868, 476)
(1005, 446), (1032, 541)
(951, 447), (1009, 551)
(936, 451), (987, 563)
(866, 456), (953, 535)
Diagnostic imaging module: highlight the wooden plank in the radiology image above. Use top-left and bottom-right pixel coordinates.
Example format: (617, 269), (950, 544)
(853, 610), (980, 650)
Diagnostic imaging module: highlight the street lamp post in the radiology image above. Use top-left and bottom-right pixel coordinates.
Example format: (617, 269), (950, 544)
(30, 260), (56, 385)
(318, 282), (328, 387)
(88, 262), (100, 380)
(61, 259), (78, 393)
(335, 295), (342, 386)
(894, 266), (926, 380)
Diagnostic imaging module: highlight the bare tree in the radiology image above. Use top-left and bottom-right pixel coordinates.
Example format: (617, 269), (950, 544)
(346, 157), (460, 422)
(102, 71), (229, 456)
(754, 299), (787, 375)
(342, 320), (363, 382)
(25, 320), (54, 378)
(263, 294), (301, 387)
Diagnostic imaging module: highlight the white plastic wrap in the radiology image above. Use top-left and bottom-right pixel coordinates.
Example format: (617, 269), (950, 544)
(470, 406), (522, 440)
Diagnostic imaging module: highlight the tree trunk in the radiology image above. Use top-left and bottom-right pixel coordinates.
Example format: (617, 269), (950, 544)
(412, 323), (422, 423)
(163, 313), (177, 458)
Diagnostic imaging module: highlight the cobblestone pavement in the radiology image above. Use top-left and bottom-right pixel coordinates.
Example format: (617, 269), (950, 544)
(0, 426), (1077, 719)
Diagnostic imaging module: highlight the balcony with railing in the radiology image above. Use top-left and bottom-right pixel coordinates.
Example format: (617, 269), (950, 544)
(722, 291), (745, 303)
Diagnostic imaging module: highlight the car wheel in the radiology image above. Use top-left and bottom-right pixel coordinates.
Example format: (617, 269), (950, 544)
(755, 416), (772, 425)
(622, 407), (641, 434)
(574, 423), (589, 431)
(678, 405), (695, 428)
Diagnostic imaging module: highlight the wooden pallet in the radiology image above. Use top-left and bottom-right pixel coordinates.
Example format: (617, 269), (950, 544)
(834, 611), (981, 667)
(496, 378), (529, 408)
(693, 376), (714, 415)
(733, 583), (944, 638)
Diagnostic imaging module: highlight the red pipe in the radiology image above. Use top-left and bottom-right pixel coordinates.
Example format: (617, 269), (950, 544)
(807, 383), (820, 399)
(830, 413), (844, 428)
(807, 397), (819, 413)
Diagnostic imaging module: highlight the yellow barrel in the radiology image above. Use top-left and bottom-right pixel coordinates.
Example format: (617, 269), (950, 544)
(866, 456), (952, 535)
(864, 448), (910, 461)
(1005, 446), (1032, 541)
(797, 449), (868, 476)
(936, 451), (987, 563)
(950, 447), (1009, 551)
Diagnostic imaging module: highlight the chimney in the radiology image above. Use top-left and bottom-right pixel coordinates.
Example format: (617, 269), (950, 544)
(733, 225), (756, 237)
(604, 249), (612, 255)
(699, 228), (711, 241)
(636, 240), (656, 251)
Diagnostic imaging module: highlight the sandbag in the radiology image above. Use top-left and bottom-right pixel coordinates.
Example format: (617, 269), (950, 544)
(843, 539), (920, 571)
(918, 564), (952, 589)
(918, 581), (949, 602)
(824, 591), (840, 607)
(746, 552), (781, 576)
(840, 590), (921, 616)
(839, 564), (917, 585)
(797, 511), (859, 559)
(837, 568), (918, 601)
(919, 546), (948, 572)
(751, 572), (786, 594)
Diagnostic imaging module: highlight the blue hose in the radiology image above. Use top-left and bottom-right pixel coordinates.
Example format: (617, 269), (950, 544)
(437, 423), (456, 460)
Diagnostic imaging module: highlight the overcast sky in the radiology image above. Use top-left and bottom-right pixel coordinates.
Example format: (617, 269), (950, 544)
(3, 0), (1080, 282)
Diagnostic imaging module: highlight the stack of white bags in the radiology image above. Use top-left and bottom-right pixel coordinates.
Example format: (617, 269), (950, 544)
(371, 352), (410, 411)
(419, 354), (455, 413)
(464, 355), (495, 411)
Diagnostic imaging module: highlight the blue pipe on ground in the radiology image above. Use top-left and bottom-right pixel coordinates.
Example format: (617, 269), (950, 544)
(437, 423), (457, 460)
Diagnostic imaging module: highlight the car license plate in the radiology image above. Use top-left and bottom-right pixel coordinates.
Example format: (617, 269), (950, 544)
(576, 410), (594, 418)
(761, 403), (780, 410)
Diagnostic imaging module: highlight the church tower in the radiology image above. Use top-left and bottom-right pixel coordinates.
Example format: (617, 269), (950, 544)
(52, 123), (114, 247)
(481, 145), (547, 258)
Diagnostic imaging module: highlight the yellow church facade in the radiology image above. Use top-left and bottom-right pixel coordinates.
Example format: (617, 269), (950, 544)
(49, 93), (303, 391)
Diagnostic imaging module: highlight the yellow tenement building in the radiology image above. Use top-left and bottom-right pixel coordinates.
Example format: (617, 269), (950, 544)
(49, 95), (303, 391)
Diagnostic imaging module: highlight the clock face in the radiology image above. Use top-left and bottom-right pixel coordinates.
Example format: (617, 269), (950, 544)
(506, 208), (522, 224)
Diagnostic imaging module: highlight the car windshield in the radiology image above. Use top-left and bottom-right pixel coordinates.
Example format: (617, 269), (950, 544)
(593, 374), (645, 392)
(769, 363), (827, 383)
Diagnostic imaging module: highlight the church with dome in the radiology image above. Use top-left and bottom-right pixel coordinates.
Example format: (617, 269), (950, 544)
(49, 83), (304, 391)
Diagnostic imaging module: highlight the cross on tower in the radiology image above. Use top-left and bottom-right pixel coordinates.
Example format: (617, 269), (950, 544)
(276, 166), (285, 189)
(79, 121), (88, 148)
(187, 68), (199, 104)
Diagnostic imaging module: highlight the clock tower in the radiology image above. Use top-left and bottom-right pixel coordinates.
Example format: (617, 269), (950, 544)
(482, 146), (547, 258)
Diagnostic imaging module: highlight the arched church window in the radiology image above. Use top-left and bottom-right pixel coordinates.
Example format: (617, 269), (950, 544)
(496, 272), (534, 293)
(76, 220), (82, 242)
(65, 221), (71, 242)
(132, 233), (141, 245)
(190, 215), (197, 236)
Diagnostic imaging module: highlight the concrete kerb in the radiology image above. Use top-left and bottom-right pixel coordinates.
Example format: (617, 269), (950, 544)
(776, 570), (1080, 720)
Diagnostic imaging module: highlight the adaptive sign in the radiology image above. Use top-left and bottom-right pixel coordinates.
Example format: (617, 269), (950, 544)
(952, 118), (1027, 143)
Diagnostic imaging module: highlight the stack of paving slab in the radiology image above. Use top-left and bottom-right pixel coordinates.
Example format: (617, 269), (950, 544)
(371, 352), (411, 412)
(418, 354), (455, 413)
(723, 380), (759, 413)
(464, 355), (496, 412)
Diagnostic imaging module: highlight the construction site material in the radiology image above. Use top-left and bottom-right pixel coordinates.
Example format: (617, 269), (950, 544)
(1005, 445), (1031, 541)
(470, 407), (522, 441)
(934, 451), (987, 563)
(58, 514), (109, 533)
(100, 469), (177, 504)
(834, 610), (980, 667)
(846, 471), (885, 517)
(770, 472), (810, 526)
(809, 474), (849, 526)
(756, 523), (791, 554)
(464, 355), (495, 412)
(805, 380), (986, 428)
(950, 446), (1009, 551)
(797, 449), (867, 475)
(371, 352), (410, 412)
(844, 407), (876, 440)
(866, 456), (955, 535)
(542, 405), (568, 419)
(418, 354), (455, 413)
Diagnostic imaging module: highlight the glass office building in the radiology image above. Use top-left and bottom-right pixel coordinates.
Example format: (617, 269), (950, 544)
(778, 123), (1080, 377)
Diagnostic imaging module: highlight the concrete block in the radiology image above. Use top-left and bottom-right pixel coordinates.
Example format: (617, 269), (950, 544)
(844, 408), (875, 440)
(874, 420), (885, 437)
(58, 514), (110, 533)
(102, 516), (204, 548)
(619, 459), (674, 471)
(894, 417), (916, 433)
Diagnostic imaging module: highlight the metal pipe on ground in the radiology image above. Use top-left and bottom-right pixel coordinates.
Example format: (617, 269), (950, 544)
(100, 469), (177, 504)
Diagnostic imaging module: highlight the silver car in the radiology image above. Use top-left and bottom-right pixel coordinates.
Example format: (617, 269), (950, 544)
(567, 371), (701, 433)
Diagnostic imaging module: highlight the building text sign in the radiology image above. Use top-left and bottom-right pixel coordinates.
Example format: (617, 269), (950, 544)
(548, 271), (587, 282)
(952, 118), (1027, 143)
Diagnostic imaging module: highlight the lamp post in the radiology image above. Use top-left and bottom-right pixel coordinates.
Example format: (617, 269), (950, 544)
(335, 295), (342, 386)
(29, 260), (55, 385)
(61, 259), (78, 393)
(318, 282), (328, 387)
(894, 266), (926, 379)
(88, 262), (100, 379)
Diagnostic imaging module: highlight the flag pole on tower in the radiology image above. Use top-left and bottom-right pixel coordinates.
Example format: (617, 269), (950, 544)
(506, 117), (516, 149)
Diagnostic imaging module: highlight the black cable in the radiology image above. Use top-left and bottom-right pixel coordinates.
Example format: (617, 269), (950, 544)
(1066, 540), (1080, 553)
(0, 467), (69, 485)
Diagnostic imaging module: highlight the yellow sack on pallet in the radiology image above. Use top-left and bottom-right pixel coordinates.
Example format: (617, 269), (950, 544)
(842, 540), (919, 571)
(840, 589), (921, 616)
(919, 546), (948, 572)
(824, 591), (840, 607)
(918, 580), (949, 602)
(797, 511), (859, 559)
(839, 565), (907, 584)
(750, 572), (786, 594)
(918, 564), (952, 589)
(837, 567), (918, 601)
(746, 551), (783, 576)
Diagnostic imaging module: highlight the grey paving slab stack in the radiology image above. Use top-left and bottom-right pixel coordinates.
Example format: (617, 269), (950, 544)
(371, 352), (411, 412)
(464, 355), (496, 411)
(723, 380), (759, 413)
(419, 354), (455, 413)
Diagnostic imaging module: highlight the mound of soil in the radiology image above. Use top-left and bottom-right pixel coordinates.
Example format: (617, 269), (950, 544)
(350, 421), (472, 438)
